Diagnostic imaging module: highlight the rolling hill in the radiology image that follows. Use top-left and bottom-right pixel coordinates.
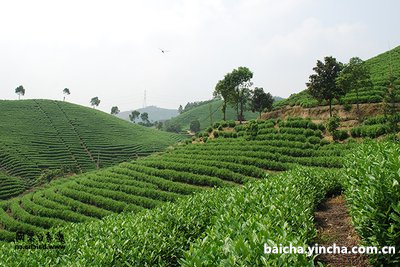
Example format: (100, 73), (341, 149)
(116, 106), (179, 122)
(165, 99), (258, 131)
(0, 99), (184, 197)
(273, 45), (400, 109)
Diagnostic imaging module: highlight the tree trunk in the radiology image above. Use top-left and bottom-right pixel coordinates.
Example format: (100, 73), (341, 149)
(356, 88), (360, 121)
(63, 96), (66, 101)
(18, 94), (20, 100)
(239, 100), (244, 124)
(222, 101), (226, 121)
(329, 99), (332, 117)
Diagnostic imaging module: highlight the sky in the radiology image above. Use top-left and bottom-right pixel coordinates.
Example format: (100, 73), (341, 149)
(0, 0), (399, 113)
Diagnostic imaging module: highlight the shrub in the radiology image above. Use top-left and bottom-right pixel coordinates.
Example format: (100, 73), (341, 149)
(332, 130), (349, 141)
(326, 116), (340, 133)
(343, 102), (352, 112)
(213, 131), (219, 138)
(343, 142), (400, 265)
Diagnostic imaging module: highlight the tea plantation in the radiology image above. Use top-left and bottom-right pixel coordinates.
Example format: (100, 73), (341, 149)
(1, 140), (398, 266)
(0, 118), (351, 242)
(0, 99), (184, 197)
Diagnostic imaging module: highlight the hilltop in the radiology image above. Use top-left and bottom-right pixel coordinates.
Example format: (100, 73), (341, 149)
(0, 99), (184, 198)
(117, 105), (179, 122)
(273, 45), (400, 110)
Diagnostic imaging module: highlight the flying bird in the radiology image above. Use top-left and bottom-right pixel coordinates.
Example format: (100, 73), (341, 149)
(159, 48), (170, 54)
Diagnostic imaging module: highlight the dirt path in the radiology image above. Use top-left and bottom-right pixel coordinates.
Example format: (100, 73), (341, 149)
(314, 195), (370, 267)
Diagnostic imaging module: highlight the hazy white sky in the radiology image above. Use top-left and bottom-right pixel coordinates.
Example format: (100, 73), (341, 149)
(0, 0), (399, 112)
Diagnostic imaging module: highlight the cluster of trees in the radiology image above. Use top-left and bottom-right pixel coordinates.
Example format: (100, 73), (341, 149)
(213, 66), (274, 122)
(306, 56), (396, 120)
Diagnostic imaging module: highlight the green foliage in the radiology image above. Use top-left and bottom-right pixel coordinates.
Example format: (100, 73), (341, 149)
(0, 171), (27, 200)
(326, 116), (340, 133)
(189, 120), (200, 133)
(306, 56), (343, 116)
(350, 124), (391, 138)
(343, 141), (400, 265)
(250, 87), (274, 117)
(15, 85), (25, 100)
(0, 167), (340, 266)
(90, 97), (100, 108)
(110, 106), (120, 115)
(332, 130), (349, 141)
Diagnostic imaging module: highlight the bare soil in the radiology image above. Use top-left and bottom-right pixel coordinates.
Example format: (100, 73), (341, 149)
(314, 195), (370, 267)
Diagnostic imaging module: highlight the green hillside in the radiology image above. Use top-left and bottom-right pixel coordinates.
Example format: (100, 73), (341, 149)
(274, 45), (400, 109)
(0, 99), (184, 195)
(0, 118), (351, 242)
(166, 99), (258, 131)
(0, 171), (27, 200)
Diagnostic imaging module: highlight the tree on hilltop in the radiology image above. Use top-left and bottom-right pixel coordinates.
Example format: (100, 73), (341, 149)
(336, 57), (372, 120)
(140, 112), (150, 124)
(178, 105), (183, 114)
(306, 56), (343, 117)
(129, 110), (140, 123)
(250, 87), (274, 118)
(90, 97), (100, 109)
(111, 106), (120, 115)
(63, 88), (70, 101)
(15, 86), (25, 100)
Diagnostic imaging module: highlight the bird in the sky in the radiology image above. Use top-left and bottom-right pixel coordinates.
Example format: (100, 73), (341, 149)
(159, 48), (170, 53)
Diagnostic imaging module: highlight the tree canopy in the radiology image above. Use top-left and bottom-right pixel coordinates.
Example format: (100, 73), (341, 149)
(15, 86), (25, 100)
(306, 56), (343, 117)
(63, 88), (70, 101)
(111, 106), (120, 115)
(336, 57), (372, 120)
(189, 120), (201, 133)
(250, 87), (274, 118)
(90, 97), (101, 108)
(129, 110), (140, 123)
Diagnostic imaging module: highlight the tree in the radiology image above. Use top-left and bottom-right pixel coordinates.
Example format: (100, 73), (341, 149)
(189, 120), (201, 133)
(90, 97), (100, 108)
(154, 121), (163, 130)
(140, 112), (149, 123)
(213, 79), (230, 121)
(226, 67), (253, 123)
(63, 88), (70, 101)
(336, 57), (372, 120)
(250, 87), (274, 118)
(129, 110), (140, 123)
(165, 121), (181, 133)
(15, 86), (25, 100)
(111, 106), (120, 115)
(306, 56), (343, 117)
(178, 105), (183, 114)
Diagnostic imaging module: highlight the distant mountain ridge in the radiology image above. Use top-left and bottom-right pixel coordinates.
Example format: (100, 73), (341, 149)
(117, 106), (179, 122)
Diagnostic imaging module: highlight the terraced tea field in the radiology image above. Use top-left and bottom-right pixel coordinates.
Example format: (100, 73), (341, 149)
(0, 99), (184, 194)
(0, 118), (352, 241)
